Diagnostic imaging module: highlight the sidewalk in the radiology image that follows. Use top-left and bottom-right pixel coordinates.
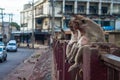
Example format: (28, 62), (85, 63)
(4, 45), (52, 80)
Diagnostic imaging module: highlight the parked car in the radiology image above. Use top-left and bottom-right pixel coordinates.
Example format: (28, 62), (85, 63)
(0, 42), (5, 46)
(0, 42), (6, 50)
(8, 40), (17, 43)
(0, 46), (7, 62)
(6, 40), (17, 52)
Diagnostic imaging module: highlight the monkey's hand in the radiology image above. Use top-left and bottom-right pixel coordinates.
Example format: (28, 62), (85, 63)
(68, 56), (75, 64)
(68, 63), (80, 72)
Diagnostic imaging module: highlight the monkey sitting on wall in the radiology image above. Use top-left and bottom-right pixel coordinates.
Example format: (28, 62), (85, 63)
(68, 23), (89, 64)
(68, 15), (106, 72)
(66, 20), (81, 61)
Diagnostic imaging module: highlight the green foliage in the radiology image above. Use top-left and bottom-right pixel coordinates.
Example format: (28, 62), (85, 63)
(10, 22), (20, 30)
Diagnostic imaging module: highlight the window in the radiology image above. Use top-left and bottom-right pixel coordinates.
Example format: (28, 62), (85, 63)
(65, 5), (73, 13)
(101, 21), (109, 26)
(101, 21), (114, 31)
(90, 6), (98, 14)
(37, 19), (42, 24)
(101, 7), (108, 14)
(78, 5), (85, 13)
(64, 19), (70, 28)
(8, 43), (16, 45)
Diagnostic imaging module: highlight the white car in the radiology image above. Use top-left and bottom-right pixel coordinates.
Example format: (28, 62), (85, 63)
(0, 46), (7, 62)
(6, 40), (17, 52)
(8, 40), (17, 43)
(0, 42), (5, 46)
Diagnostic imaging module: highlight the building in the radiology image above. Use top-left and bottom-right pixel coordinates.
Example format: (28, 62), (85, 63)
(0, 22), (11, 42)
(20, 0), (120, 44)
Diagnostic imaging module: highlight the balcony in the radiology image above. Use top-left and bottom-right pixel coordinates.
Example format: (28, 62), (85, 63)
(35, 9), (43, 16)
(89, 0), (100, 2)
(101, 0), (112, 2)
(35, 28), (41, 33)
(65, 10), (74, 14)
(113, 0), (120, 3)
(112, 9), (120, 16)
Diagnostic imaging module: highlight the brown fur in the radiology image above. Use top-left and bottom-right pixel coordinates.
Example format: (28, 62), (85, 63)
(68, 15), (106, 72)
(74, 15), (105, 42)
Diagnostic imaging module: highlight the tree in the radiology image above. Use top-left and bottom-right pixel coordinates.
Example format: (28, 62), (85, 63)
(10, 22), (20, 31)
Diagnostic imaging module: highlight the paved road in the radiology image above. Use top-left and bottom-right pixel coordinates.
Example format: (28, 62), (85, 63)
(0, 48), (35, 80)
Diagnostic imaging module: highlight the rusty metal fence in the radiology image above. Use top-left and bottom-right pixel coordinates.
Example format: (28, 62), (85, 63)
(52, 40), (72, 80)
(52, 40), (120, 80)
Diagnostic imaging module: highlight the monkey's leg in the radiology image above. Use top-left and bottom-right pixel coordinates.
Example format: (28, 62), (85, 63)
(67, 43), (77, 61)
(66, 43), (73, 58)
(68, 45), (79, 64)
(68, 45), (90, 72)
(66, 43), (77, 63)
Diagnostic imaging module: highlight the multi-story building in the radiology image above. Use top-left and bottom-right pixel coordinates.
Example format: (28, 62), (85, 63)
(0, 22), (11, 42)
(20, 0), (120, 44)
(20, 3), (33, 33)
(20, 3), (33, 43)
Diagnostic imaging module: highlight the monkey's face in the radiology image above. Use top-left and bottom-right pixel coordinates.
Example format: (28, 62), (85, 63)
(73, 20), (83, 29)
(68, 19), (82, 32)
(68, 20), (80, 32)
(68, 20), (75, 31)
(68, 15), (88, 33)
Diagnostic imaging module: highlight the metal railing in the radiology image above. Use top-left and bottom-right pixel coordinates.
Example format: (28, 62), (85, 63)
(101, 54), (120, 80)
(52, 40), (120, 80)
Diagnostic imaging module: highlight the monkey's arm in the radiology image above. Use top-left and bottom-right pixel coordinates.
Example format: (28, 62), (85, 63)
(68, 43), (79, 63)
(67, 43), (77, 59)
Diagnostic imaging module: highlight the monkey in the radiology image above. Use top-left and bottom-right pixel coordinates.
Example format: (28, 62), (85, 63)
(68, 15), (106, 72)
(67, 23), (85, 63)
(65, 19), (81, 60)
(68, 26), (89, 64)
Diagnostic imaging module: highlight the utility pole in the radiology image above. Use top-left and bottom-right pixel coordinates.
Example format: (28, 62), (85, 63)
(31, 0), (35, 48)
(51, 0), (55, 37)
(8, 13), (13, 40)
(0, 8), (5, 42)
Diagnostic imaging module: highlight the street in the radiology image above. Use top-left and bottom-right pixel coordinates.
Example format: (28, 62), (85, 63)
(0, 48), (35, 80)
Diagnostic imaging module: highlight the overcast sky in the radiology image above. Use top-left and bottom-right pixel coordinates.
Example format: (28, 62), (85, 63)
(0, 0), (37, 25)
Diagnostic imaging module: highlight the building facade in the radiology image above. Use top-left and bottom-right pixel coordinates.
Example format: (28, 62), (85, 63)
(20, 0), (120, 44)
(0, 22), (11, 42)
